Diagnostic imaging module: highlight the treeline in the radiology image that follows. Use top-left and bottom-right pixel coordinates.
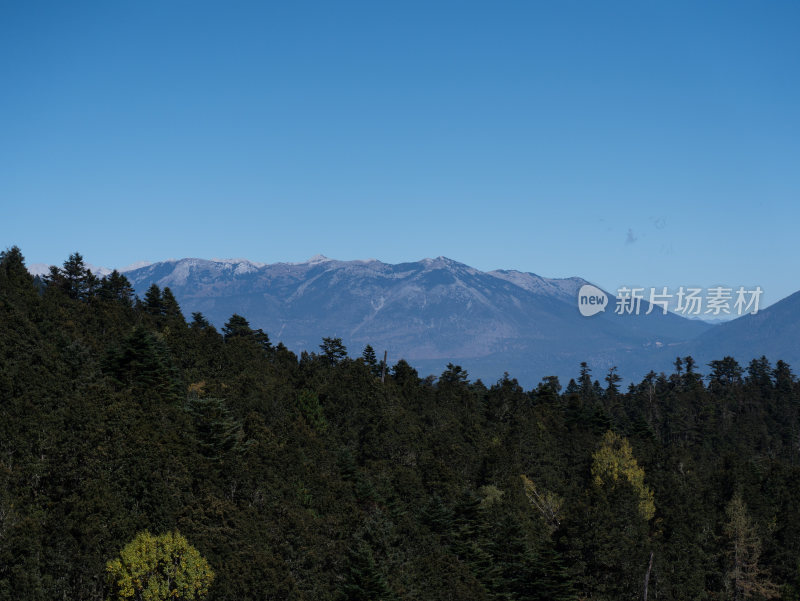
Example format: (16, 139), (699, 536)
(1, 248), (799, 600)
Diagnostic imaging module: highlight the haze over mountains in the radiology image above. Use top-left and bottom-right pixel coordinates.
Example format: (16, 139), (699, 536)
(31, 255), (797, 385)
(683, 290), (800, 370)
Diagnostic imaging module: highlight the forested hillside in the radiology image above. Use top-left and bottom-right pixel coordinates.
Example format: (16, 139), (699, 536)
(2, 247), (799, 601)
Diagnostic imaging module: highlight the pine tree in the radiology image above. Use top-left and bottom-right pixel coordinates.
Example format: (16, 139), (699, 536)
(773, 360), (795, 396)
(391, 360), (419, 387)
(61, 252), (90, 300)
(191, 312), (212, 329)
(297, 389), (328, 433)
(99, 270), (134, 305)
(450, 490), (492, 586)
(143, 283), (163, 316)
(684, 355), (704, 388)
(709, 357), (744, 392)
(724, 494), (779, 601)
(222, 314), (253, 339)
(440, 363), (469, 385)
(578, 363), (593, 398)
(0, 246), (37, 304)
(362, 345), (377, 368)
(536, 376), (562, 403)
(605, 367), (621, 397)
(102, 326), (182, 399)
(529, 541), (577, 601)
(320, 337), (348, 365)
(161, 287), (185, 322)
(484, 512), (529, 599)
(361, 345), (381, 377)
(337, 542), (395, 601)
(421, 495), (454, 538)
(746, 356), (773, 394)
(185, 396), (242, 460)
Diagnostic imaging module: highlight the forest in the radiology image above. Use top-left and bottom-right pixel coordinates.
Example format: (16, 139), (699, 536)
(1, 247), (799, 601)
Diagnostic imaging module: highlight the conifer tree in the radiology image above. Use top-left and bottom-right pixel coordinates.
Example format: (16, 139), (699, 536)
(724, 494), (779, 601)
(337, 542), (395, 601)
(578, 362), (593, 398)
(362, 345), (377, 368)
(185, 396), (242, 460)
(320, 337), (348, 365)
(190, 312), (211, 329)
(222, 313), (252, 339)
(61, 252), (90, 300)
(143, 283), (163, 316)
(100, 270), (135, 305)
(0, 246), (37, 303)
(361, 345), (382, 377)
(161, 287), (184, 322)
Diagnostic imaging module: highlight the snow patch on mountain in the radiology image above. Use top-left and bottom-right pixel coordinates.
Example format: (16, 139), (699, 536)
(120, 261), (153, 272)
(28, 262), (113, 277)
(27, 263), (53, 276)
(489, 270), (587, 301)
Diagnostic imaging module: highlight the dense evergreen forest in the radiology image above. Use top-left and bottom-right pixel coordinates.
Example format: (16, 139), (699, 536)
(1, 247), (799, 601)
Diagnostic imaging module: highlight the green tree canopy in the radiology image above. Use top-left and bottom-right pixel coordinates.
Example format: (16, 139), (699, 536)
(591, 429), (655, 521)
(320, 336), (348, 364)
(143, 283), (163, 316)
(105, 530), (214, 601)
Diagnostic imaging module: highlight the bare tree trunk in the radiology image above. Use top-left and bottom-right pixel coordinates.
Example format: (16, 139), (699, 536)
(381, 350), (387, 384)
(643, 551), (654, 601)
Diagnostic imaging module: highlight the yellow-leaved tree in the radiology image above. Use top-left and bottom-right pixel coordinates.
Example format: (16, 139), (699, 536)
(520, 474), (564, 533)
(591, 429), (655, 521)
(106, 530), (214, 601)
(586, 430), (657, 599)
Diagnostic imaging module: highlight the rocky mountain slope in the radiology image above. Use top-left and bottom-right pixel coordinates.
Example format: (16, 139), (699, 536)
(121, 256), (715, 385)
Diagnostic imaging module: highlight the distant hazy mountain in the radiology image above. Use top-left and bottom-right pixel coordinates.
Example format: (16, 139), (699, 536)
(120, 255), (715, 386)
(28, 262), (114, 277)
(674, 290), (800, 371)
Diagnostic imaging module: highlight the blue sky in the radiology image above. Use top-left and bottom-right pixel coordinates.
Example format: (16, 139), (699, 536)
(2, 1), (798, 306)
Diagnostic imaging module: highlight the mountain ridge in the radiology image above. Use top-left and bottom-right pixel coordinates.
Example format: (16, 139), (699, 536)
(107, 255), (717, 386)
(32, 254), (796, 386)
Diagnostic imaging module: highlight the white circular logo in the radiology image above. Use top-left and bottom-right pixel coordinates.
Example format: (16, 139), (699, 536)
(578, 284), (608, 317)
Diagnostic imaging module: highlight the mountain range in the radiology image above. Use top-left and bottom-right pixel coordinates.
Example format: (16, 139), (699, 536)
(32, 255), (797, 386)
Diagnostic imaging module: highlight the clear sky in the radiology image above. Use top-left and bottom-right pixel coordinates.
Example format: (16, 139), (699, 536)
(2, 1), (798, 306)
